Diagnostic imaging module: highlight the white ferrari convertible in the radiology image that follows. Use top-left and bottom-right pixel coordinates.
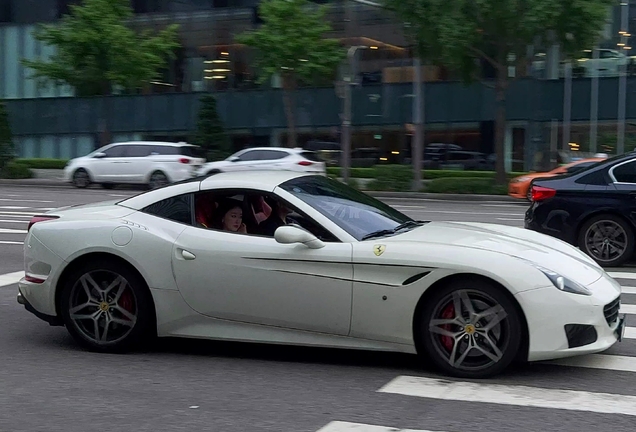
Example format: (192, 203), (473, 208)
(17, 171), (626, 378)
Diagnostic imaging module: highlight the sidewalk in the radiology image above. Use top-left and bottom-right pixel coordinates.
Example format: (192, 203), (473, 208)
(0, 169), (522, 203)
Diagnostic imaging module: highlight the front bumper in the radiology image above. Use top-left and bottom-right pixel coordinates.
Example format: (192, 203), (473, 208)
(517, 274), (625, 362)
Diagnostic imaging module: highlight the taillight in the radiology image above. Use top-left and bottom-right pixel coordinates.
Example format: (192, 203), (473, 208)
(298, 160), (313, 166)
(28, 215), (59, 232)
(179, 158), (190, 164)
(531, 185), (556, 202)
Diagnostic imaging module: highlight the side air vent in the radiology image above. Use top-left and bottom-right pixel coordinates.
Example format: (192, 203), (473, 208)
(402, 272), (431, 286)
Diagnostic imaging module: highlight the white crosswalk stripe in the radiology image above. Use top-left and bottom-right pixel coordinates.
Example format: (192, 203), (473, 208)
(316, 422), (447, 432)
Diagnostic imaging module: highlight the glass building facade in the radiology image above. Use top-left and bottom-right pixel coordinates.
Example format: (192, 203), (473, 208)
(1, 0), (636, 170)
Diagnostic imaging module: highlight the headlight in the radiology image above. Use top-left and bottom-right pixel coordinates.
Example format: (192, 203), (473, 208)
(533, 264), (592, 296)
(511, 176), (530, 183)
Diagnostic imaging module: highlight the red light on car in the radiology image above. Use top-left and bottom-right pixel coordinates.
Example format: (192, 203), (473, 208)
(25, 274), (45, 284)
(298, 161), (313, 166)
(27, 215), (59, 232)
(531, 185), (556, 202)
(179, 158), (190, 164)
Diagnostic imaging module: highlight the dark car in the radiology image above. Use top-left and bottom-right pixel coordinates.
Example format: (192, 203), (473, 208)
(525, 152), (636, 267)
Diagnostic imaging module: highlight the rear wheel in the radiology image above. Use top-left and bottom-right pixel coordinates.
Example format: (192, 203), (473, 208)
(148, 171), (169, 189)
(418, 277), (522, 378)
(59, 259), (155, 353)
(578, 214), (634, 267)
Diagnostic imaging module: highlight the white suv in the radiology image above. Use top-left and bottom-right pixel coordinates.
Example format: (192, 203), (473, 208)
(64, 141), (206, 189)
(197, 147), (326, 176)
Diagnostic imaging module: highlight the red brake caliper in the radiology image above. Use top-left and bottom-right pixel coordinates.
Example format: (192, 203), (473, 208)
(119, 289), (135, 319)
(440, 303), (455, 351)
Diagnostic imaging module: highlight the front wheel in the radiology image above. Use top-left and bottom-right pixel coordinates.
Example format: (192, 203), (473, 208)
(418, 278), (522, 378)
(59, 259), (155, 353)
(72, 169), (91, 188)
(578, 214), (635, 267)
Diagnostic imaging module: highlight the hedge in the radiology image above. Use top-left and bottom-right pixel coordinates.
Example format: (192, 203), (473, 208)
(423, 177), (509, 195)
(15, 158), (69, 169)
(327, 165), (527, 180)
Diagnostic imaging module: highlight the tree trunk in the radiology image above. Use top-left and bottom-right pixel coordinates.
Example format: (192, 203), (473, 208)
(281, 74), (297, 148)
(494, 72), (508, 185)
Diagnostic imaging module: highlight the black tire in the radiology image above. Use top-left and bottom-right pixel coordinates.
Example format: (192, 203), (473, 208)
(417, 277), (522, 378)
(148, 171), (169, 189)
(72, 169), (91, 188)
(578, 214), (635, 267)
(59, 258), (155, 353)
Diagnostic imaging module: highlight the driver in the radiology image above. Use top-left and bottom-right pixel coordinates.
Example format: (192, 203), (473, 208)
(257, 198), (292, 236)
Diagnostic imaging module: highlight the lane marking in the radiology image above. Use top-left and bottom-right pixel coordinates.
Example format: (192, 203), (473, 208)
(622, 286), (636, 294)
(316, 421), (446, 432)
(0, 211), (37, 216)
(0, 241), (23, 245)
(0, 206), (30, 210)
(0, 228), (27, 234)
(396, 210), (525, 216)
(0, 219), (28, 224)
(377, 375), (636, 416)
(496, 218), (524, 221)
(545, 353), (636, 373)
(0, 198), (54, 203)
(0, 271), (24, 288)
(621, 304), (636, 314)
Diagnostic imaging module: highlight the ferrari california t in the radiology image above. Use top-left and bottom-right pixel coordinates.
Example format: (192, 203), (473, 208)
(17, 171), (626, 378)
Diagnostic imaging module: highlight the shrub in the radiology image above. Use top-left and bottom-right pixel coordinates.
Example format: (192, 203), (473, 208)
(424, 177), (508, 195)
(0, 161), (33, 179)
(366, 164), (413, 191)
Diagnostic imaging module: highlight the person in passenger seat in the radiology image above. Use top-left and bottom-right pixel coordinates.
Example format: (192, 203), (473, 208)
(213, 198), (247, 233)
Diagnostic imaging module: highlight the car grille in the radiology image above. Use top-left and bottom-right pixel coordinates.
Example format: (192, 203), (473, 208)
(603, 296), (621, 326)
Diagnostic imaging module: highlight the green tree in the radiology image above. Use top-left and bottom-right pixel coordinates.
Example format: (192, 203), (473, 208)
(236, 0), (345, 147)
(384, 0), (614, 184)
(194, 94), (230, 161)
(0, 100), (13, 173)
(21, 0), (180, 97)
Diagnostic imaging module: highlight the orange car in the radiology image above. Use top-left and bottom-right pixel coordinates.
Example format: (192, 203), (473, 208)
(508, 157), (607, 201)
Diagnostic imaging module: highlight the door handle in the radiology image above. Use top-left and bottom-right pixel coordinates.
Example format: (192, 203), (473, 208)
(181, 250), (196, 260)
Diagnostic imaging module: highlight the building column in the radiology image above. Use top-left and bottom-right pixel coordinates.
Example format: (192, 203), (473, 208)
(504, 122), (513, 173)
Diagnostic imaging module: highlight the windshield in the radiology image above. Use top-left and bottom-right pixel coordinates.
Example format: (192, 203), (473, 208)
(279, 175), (413, 240)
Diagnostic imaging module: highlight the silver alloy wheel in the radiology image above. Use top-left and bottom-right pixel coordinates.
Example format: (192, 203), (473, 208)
(428, 289), (511, 372)
(584, 219), (628, 263)
(68, 270), (138, 345)
(73, 170), (89, 188)
(149, 172), (168, 189)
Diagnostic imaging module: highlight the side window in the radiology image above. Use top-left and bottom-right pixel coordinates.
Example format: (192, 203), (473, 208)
(612, 161), (636, 183)
(192, 189), (339, 242)
(142, 194), (193, 225)
(260, 150), (289, 160)
(237, 150), (259, 161)
(127, 145), (152, 157)
(103, 145), (126, 158)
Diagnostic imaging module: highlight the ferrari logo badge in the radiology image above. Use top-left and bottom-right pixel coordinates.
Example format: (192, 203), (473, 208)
(373, 244), (386, 256)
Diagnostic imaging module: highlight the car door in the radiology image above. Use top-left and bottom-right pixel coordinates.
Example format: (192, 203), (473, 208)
(171, 191), (354, 336)
(89, 144), (128, 182)
(607, 158), (636, 212)
(228, 149), (262, 171)
(121, 144), (153, 183)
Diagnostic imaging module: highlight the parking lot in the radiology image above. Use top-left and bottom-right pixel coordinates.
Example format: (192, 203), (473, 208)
(2, 184), (636, 432)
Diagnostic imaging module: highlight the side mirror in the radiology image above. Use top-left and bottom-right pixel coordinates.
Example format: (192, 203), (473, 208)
(227, 156), (239, 162)
(274, 225), (325, 249)
(93, 152), (107, 159)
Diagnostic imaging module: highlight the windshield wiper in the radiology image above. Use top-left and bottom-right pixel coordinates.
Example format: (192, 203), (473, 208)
(361, 220), (428, 241)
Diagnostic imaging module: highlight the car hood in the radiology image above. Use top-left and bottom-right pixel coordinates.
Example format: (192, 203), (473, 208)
(385, 221), (604, 286)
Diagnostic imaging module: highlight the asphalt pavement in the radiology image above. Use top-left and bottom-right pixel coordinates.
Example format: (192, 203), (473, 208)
(2, 184), (636, 432)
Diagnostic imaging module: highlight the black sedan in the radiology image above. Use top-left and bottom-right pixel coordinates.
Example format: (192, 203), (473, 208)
(525, 152), (636, 267)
